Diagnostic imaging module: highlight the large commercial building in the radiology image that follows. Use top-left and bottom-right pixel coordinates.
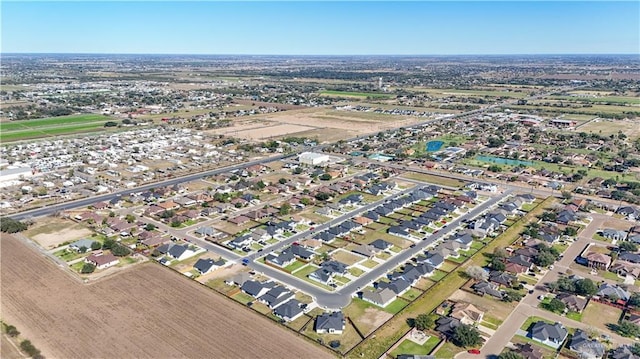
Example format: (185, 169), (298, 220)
(298, 152), (330, 166)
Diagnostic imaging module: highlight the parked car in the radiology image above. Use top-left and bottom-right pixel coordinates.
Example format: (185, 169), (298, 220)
(468, 349), (481, 355)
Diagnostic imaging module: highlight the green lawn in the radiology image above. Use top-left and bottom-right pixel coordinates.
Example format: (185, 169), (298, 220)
(400, 288), (423, 302)
(566, 311), (583, 322)
(1, 114), (118, 142)
(429, 269), (448, 281)
(53, 248), (85, 262)
(361, 259), (379, 269)
(384, 298), (410, 314)
(349, 267), (365, 277)
(320, 90), (393, 99)
(232, 292), (255, 305)
(520, 316), (553, 332)
(284, 260), (306, 273)
(390, 336), (441, 358)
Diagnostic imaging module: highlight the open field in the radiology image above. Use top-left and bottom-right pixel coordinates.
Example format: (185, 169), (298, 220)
(319, 90), (394, 99)
(208, 107), (427, 143)
(578, 119), (640, 138)
(582, 301), (623, 332)
(24, 217), (93, 249)
(0, 236), (332, 359)
(0, 114), (118, 142)
(412, 88), (531, 98)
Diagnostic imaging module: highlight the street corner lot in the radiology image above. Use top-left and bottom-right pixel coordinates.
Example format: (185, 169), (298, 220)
(24, 217), (94, 250)
(449, 289), (517, 323)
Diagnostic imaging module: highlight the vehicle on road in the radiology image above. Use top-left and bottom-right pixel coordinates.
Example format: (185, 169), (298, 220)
(242, 258), (250, 265)
(468, 349), (481, 355)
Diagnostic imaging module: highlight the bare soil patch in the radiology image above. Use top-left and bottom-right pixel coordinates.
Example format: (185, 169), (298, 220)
(449, 289), (516, 321)
(0, 236), (332, 359)
(24, 217), (93, 249)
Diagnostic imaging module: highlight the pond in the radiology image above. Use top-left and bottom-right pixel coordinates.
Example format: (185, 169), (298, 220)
(475, 155), (533, 166)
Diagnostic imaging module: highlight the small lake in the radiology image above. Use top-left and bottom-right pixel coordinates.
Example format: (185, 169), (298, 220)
(475, 155), (533, 166)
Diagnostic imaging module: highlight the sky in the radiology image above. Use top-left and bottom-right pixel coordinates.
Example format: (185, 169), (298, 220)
(1, 1), (639, 55)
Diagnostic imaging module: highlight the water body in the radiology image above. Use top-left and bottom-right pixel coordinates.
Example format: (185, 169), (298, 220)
(426, 141), (444, 152)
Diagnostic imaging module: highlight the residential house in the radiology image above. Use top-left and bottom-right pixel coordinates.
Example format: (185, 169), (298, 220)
(530, 321), (568, 349)
(85, 252), (119, 270)
(450, 302), (484, 325)
(597, 283), (630, 301)
(569, 330), (605, 359)
(258, 286), (295, 309)
(556, 293), (588, 312)
(370, 239), (392, 251)
(193, 258), (225, 275)
(610, 345), (640, 359)
(515, 343), (543, 359)
(489, 271), (516, 287)
(315, 312), (345, 334)
(241, 280), (271, 298)
(601, 229), (628, 242)
(309, 261), (347, 285)
(361, 287), (396, 307)
(472, 281), (503, 299)
(610, 261), (640, 279)
(69, 238), (99, 252)
(584, 252), (612, 270)
(226, 272), (251, 287)
(435, 316), (461, 337)
(265, 250), (296, 268)
(273, 299), (304, 322)
(167, 244), (196, 261)
(228, 234), (252, 250)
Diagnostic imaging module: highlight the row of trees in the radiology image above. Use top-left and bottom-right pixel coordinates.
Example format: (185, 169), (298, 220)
(0, 217), (29, 233)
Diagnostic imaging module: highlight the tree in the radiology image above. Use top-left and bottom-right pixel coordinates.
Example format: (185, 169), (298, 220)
(534, 252), (556, 267)
(90, 241), (102, 251)
(255, 180), (266, 189)
(616, 321), (640, 338)
(574, 278), (597, 296)
(488, 165), (502, 173)
(0, 217), (28, 233)
(278, 178), (287, 185)
(561, 191), (573, 200)
(491, 257), (506, 271)
(465, 265), (488, 281)
(20, 340), (41, 358)
(493, 247), (508, 259)
(453, 324), (482, 347)
(315, 192), (330, 201)
(628, 292), (640, 307)
(563, 227), (578, 236)
(125, 214), (136, 223)
(145, 223), (156, 231)
(545, 298), (566, 313)
(111, 243), (131, 257)
(279, 203), (292, 215)
(78, 246), (88, 253)
(499, 351), (524, 359)
(619, 241), (638, 252)
(502, 289), (523, 303)
(293, 167), (303, 175)
(414, 314), (435, 331)
(102, 238), (116, 250)
(3, 324), (20, 337)
(319, 173), (332, 181)
(81, 263), (96, 273)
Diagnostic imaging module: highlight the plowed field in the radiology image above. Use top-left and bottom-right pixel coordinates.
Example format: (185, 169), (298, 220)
(1, 236), (333, 359)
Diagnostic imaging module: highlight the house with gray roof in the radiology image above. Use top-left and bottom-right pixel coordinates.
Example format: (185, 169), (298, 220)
(530, 321), (568, 349)
(258, 286), (295, 309)
(69, 238), (99, 252)
(315, 312), (345, 334)
(361, 287), (396, 307)
(241, 280), (271, 298)
(597, 283), (630, 301)
(601, 229), (628, 241)
(472, 281), (503, 298)
(193, 258), (225, 275)
(273, 299), (304, 322)
(569, 329), (605, 359)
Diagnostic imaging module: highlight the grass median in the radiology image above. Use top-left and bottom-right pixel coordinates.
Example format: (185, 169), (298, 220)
(346, 196), (555, 359)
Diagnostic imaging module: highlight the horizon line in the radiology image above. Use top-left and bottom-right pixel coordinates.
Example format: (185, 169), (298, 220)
(2, 52), (640, 57)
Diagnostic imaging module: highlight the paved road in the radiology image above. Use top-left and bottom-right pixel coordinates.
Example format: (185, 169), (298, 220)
(461, 214), (635, 358)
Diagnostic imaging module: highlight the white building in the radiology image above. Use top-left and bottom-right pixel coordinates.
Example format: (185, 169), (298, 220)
(298, 152), (330, 166)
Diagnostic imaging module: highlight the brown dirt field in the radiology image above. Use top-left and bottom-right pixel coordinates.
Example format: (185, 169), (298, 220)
(24, 217), (93, 249)
(231, 123), (317, 140)
(356, 308), (393, 336)
(602, 218), (635, 231)
(0, 236), (333, 359)
(1, 335), (25, 359)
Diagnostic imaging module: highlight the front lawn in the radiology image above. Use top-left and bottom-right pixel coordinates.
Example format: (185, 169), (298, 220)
(284, 260), (306, 273)
(361, 259), (379, 269)
(349, 267), (365, 277)
(429, 269), (448, 281)
(400, 288), (423, 302)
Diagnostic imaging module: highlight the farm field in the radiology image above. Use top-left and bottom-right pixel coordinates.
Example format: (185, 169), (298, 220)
(0, 236), (332, 359)
(0, 114), (118, 142)
(209, 107), (427, 143)
(319, 90), (394, 99)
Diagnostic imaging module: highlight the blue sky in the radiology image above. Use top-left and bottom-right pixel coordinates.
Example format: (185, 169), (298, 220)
(2, 1), (638, 55)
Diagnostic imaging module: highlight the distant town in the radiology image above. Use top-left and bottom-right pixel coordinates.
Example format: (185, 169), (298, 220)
(2, 54), (640, 359)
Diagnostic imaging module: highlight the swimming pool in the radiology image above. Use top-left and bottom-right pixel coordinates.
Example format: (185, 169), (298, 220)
(426, 141), (444, 152)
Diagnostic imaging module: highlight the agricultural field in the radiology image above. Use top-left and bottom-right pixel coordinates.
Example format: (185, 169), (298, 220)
(0, 114), (118, 142)
(319, 90), (394, 99)
(0, 236), (332, 359)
